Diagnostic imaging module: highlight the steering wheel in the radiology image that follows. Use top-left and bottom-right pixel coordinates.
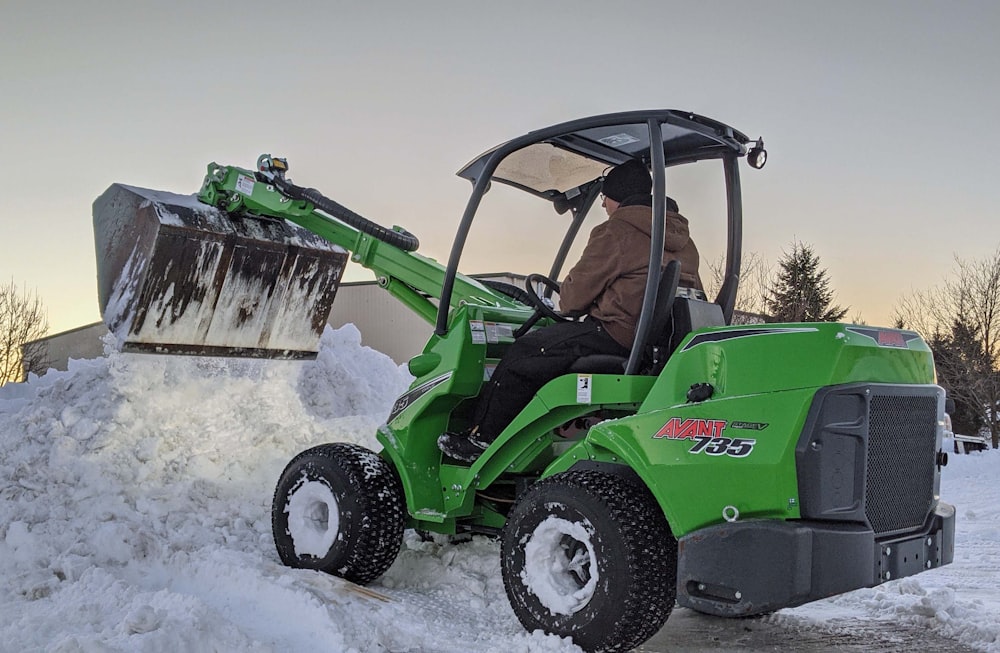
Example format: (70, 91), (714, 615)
(524, 273), (570, 322)
(511, 273), (579, 339)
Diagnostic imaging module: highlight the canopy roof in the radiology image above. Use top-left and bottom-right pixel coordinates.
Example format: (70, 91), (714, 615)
(457, 110), (753, 201)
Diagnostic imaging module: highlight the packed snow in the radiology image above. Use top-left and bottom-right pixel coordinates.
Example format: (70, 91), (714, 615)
(522, 516), (600, 617)
(1, 324), (998, 652)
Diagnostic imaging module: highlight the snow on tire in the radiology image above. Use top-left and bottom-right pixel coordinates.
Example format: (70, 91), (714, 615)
(271, 442), (405, 585)
(501, 470), (677, 653)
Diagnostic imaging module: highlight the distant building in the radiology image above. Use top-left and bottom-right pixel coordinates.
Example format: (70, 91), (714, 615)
(24, 275), (767, 380)
(27, 322), (108, 373)
(22, 273), (526, 374)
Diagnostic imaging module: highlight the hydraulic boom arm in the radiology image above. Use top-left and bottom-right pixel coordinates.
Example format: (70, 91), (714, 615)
(197, 155), (521, 325)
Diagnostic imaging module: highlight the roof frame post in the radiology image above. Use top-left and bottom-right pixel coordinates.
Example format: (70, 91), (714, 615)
(625, 119), (667, 375)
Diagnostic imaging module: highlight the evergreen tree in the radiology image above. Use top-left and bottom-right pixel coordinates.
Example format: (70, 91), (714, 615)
(766, 241), (848, 323)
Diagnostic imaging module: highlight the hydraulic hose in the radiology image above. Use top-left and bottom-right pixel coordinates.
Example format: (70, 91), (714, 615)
(272, 177), (420, 252)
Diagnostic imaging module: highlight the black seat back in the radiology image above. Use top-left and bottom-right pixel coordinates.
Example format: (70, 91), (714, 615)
(667, 296), (727, 354)
(640, 260), (685, 374)
(646, 260), (681, 351)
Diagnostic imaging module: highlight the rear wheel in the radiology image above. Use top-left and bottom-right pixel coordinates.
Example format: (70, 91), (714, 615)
(501, 470), (677, 653)
(271, 443), (405, 584)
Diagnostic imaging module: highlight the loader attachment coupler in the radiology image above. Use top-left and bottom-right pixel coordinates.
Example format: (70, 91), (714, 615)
(92, 183), (348, 359)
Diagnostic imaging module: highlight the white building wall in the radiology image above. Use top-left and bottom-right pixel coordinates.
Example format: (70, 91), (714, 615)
(24, 273), (525, 374)
(327, 282), (434, 364)
(23, 322), (108, 378)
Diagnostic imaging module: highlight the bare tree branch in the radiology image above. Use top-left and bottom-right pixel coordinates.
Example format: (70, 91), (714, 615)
(893, 247), (1000, 447)
(0, 279), (50, 385)
(707, 251), (773, 324)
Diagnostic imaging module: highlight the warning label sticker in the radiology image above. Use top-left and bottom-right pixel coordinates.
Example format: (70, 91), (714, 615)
(485, 322), (499, 344)
(598, 133), (640, 147)
(236, 174), (255, 196)
(576, 374), (593, 404)
(470, 321), (486, 345)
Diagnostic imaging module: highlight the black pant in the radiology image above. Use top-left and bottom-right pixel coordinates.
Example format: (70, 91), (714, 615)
(470, 319), (629, 442)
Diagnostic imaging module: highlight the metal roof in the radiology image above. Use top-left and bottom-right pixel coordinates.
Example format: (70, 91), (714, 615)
(457, 109), (752, 201)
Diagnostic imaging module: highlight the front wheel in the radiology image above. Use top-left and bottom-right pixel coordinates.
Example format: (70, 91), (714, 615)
(501, 470), (677, 653)
(271, 443), (405, 584)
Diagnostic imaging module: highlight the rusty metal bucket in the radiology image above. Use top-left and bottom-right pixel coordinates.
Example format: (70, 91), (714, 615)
(93, 183), (348, 359)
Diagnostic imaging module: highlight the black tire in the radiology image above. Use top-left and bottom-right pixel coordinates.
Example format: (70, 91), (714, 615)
(501, 471), (677, 653)
(271, 443), (405, 584)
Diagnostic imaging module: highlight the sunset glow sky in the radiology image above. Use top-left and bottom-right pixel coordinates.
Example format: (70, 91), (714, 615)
(2, 1), (997, 335)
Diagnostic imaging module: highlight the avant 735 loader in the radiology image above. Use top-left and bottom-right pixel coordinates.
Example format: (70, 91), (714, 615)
(92, 110), (955, 653)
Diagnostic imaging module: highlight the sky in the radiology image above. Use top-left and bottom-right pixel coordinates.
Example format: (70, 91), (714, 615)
(2, 1), (999, 335)
(0, 324), (998, 652)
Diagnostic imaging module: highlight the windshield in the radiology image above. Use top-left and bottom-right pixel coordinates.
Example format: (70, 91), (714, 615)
(493, 143), (607, 194)
(461, 157), (729, 301)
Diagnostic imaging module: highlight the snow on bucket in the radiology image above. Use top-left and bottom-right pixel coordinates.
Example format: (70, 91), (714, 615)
(93, 183), (348, 359)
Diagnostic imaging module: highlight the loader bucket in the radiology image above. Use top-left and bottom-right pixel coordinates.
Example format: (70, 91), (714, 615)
(93, 183), (348, 359)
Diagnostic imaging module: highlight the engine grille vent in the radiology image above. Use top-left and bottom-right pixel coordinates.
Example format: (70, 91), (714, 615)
(865, 394), (937, 535)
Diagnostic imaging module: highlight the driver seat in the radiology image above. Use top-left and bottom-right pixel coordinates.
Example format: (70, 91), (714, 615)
(569, 260), (683, 376)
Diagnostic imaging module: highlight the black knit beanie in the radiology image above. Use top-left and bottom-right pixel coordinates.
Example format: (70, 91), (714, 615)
(601, 160), (651, 202)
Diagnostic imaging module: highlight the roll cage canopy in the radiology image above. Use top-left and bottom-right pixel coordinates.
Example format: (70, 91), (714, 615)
(438, 110), (763, 374)
(457, 109), (753, 205)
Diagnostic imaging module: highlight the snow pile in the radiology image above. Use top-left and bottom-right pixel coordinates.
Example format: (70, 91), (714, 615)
(1, 323), (999, 652)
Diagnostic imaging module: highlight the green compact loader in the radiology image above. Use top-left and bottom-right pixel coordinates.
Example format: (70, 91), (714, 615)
(92, 110), (955, 653)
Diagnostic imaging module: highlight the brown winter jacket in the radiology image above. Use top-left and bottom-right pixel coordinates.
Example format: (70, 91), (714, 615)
(559, 204), (702, 349)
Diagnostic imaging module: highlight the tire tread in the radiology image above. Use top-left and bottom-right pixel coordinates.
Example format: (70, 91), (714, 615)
(501, 470), (677, 653)
(271, 443), (405, 584)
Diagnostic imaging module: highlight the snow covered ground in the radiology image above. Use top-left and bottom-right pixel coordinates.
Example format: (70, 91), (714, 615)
(1, 325), (998, 652)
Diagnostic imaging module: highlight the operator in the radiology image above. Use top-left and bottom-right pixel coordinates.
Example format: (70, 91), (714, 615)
(438, 159), (704, 462)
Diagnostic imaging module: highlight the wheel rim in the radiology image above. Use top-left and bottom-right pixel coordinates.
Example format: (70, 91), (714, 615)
(285, 480), (341, 558)
(522, 515), (598, 616)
